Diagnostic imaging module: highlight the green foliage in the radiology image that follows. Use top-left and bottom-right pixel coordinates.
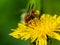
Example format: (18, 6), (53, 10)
(42, 0), (60, 15)
(0, 0), (29, 45)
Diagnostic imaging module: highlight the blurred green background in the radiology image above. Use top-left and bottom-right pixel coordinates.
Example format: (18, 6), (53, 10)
(0, 0), (60, 45)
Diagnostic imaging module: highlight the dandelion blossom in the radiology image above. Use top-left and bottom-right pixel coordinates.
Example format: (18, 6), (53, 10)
(9, 14), (60, 45)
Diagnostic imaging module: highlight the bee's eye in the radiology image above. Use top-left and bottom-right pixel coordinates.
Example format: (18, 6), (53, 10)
(34, 10), (40, 15)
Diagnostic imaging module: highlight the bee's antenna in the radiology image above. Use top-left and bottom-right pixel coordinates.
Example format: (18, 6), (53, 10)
(30, 4), (34, 10)
(27, 4), (31, 12)
(29, 4), (34, 16)
(27, 4), (34, 12)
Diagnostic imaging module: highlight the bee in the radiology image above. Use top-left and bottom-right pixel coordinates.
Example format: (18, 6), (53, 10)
(24, 4), (40, 23)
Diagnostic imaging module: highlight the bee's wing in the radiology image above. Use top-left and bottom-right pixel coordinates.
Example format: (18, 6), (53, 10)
(20, 13), (27, 23)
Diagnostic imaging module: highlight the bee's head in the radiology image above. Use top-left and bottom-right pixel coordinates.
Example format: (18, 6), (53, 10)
(32, 10), (40, 17)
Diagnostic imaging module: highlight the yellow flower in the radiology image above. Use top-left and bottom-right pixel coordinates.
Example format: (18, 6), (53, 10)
(9, 14), (60, 45)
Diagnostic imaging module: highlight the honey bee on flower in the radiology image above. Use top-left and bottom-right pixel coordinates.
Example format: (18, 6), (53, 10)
(9, 13), (60, 45)
(21, 4), (40, 24)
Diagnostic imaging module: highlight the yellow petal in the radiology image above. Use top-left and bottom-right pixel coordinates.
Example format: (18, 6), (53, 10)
(36, 35), (47, 45)
(47, 32), (60, 41)
(31, 32), (37, 42)
(53, 14), (57, 19)
(9, 31), (21, 39)
(39, 38), (47, 45)
(57, 16), (60, 23)
(18, 23), (27, 29)
(54, 29), (60, 32)
(21, 33), (30, 40)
